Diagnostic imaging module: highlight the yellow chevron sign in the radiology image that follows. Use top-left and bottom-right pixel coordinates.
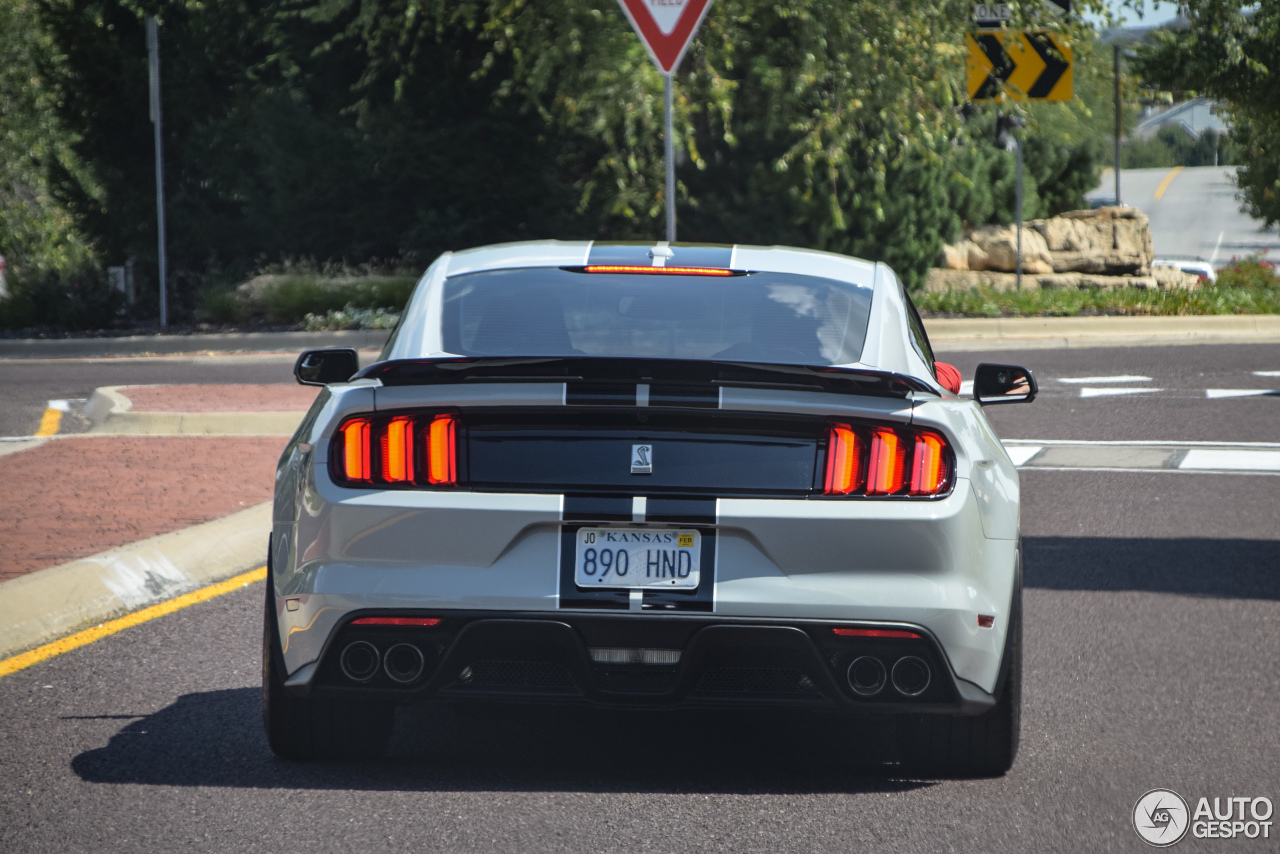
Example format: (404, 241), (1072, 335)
(967, 30), (1072, 102)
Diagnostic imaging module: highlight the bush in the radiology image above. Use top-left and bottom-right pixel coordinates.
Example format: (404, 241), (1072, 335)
(1216, 255), (1279, 290)
(0, 267), (122, 331)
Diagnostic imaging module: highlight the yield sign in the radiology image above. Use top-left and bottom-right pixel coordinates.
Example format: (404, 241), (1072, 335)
(616, 0), (715, 74)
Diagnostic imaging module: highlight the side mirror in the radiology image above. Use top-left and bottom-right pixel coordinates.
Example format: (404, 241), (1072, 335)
(294, 349), (359, 386)
(973, 363), (1037, 405)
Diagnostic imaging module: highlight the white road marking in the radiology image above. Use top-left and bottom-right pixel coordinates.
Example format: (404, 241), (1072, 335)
(1022, 466), (1280, 477)
(1253, 371), (1280, 377)
(1004, 438), (1280, 448)
(1057, 375), (1151, 384)
(1209, 230), (1225, 264)
(1179, 449), (1280, 472)
(1205, 388), (1280, 399)
(47, 399), (72, 412)
(1003, 446), (1043, 466)
(1079, 387), (1163, 398)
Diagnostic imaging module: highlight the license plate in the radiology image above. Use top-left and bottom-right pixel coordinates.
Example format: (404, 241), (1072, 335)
(574, 528), (700, 589)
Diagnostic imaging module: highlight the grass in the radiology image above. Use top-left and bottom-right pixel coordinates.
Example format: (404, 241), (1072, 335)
(917, 256), (1280, 318)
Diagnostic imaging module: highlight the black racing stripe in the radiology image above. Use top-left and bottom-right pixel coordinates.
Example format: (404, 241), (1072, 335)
(563, 494), (633, 522)
(646, 497), (716, 524)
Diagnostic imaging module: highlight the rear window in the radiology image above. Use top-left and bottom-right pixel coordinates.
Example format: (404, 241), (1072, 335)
(441, 268), (873, 366)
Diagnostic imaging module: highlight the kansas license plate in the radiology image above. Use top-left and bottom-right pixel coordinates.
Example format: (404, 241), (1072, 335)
(574, 528), (700, 589)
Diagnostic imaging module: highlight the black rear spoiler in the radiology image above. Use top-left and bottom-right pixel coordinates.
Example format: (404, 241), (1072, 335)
(352, 357), (935, 397)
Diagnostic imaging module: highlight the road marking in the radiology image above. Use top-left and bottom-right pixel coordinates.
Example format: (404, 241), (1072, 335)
(1004, 446), (1043, 466)
(1004, 438), (1280, 448)
(1079, 387), (1162, 398)
(1205, 388), (1280, 399)
(1153, 165), (1184, 200)
(1210, 230), (1225, 264)
(1022, 465), (1280, 476)
(1179, 449), (1280, 472)
(1254, 371), (1280, 377)
(1057, 375), (1151, 384)
(0, 566), (266, 679)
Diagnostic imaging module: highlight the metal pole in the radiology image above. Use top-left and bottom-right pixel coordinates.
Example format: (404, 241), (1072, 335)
(663, 73), (676, 242)
(146, 17), (168, 328)
(1114, 44), (1122, 206)
(1014, 135), (1023, 292)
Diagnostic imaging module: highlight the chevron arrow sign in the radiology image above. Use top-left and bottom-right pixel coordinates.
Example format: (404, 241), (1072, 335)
(966, 30), (1072, 102)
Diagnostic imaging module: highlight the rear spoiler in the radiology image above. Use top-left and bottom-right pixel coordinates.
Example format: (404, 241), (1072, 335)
(352, 357), (935, 397)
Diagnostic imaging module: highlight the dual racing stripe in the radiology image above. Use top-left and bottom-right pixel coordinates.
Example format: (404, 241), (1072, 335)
(586, 243), (735, 270)
(560, 494), (716, 612)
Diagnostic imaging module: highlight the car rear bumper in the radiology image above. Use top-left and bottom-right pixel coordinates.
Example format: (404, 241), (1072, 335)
(282, 612), (998, 715)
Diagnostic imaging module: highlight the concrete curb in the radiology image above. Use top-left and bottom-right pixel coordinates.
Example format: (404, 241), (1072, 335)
(0, 329), (391, 359)
(85, 386), (305, 436)
(927, 314), (1280, 351)
(0, 502), (270, 659)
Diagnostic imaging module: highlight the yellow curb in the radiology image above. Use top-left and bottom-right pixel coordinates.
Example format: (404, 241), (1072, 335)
(0, 567), (266, 679)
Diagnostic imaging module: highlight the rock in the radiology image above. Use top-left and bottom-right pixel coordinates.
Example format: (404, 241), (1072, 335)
(967, 224), (1054, 274)
(937, 242), (970, 270)
(924, 268), (1164, 294)
(1029, 206), (1154, 275)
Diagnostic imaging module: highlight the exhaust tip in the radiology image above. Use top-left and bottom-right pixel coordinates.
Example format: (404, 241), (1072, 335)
(383, 643), (426, 684)
(891, 656), (931, 697)
(846, 656), (887, 696)
(339, 640), (381, 683)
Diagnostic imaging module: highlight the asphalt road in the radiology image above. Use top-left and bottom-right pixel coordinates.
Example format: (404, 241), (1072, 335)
(1088, 166), (1280, 263)
(1, 345), (1279, 853)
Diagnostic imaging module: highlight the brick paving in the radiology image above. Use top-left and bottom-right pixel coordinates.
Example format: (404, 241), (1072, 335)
(0, 436), (284, 581)
(120, 384), (317, 413)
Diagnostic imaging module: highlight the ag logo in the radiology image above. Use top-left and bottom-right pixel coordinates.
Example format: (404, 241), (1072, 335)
(1133, 789), (1190, 847)
(631, 444), (653, 475)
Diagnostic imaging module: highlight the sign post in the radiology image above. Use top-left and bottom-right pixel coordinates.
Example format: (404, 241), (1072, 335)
(614, 0), (715, 242)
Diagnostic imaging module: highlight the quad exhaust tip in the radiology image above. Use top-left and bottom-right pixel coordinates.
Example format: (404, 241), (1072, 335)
(847, 656), (887, 696)
(383, 643), (426, 684)
(339, 640), (380, 682)
(891, 656), (931, 697)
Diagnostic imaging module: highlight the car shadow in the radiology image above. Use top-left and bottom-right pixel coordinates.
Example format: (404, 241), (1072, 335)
(1023, 536), (1280, 600)
(70, 689), (930, 794)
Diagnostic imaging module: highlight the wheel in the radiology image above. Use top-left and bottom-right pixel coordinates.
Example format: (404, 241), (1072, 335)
(262, 555), (394, 760)
(895, 556), (1022, 778)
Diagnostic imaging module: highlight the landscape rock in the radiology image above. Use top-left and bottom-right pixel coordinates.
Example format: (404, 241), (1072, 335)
(1029, 206), (1154, 275)
(924, 269), (1173, 294)
(966, 225), (1055, 274)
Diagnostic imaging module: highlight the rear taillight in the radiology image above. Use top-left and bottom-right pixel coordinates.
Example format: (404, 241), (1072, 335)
(832, 627), (923, 639)
(334, 413), (459, 488)
(823, 423), (953, 497)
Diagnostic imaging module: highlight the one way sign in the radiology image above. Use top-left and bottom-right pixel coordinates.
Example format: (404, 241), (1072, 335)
(616, 0), (715, 74)
(966, 30), (1072, 102)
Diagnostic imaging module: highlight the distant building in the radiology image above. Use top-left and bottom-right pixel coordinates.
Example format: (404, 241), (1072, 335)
(1133, 97), (1229, 140)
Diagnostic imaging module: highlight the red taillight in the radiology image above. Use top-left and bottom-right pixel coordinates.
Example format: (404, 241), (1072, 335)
(977, 615), (995, 628)
(426, 414), (457, 485)
(823, 426), (864, 494)
(333, 413), (458, 488)
(340, 418), (371, 482)
(823, 423), (951, 497)
(583, 265), (734, 276)
(380, 416), (414, 483)
(350, 616), (442, 627)
(832, 627), (923, 639)
(909, 432), (946, 495)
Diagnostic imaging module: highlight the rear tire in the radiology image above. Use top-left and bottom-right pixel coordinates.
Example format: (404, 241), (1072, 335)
(262, 557), (394, 760)
(895, 558), (1022, 778)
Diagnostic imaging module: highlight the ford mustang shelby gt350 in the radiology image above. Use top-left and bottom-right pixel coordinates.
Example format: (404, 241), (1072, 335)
(263, 241), (1036, 775)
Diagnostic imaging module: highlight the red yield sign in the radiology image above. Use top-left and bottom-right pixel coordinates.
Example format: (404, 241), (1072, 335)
(616, 0), (715, 74)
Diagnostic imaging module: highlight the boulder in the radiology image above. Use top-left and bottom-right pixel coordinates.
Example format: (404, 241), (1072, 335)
(1029, 206), (1154, 275)
(937, 241), (970, 270)
(966, 224), (1054, 274)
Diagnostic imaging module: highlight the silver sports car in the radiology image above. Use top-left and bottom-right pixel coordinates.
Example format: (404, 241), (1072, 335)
(264, 240), (1036, 775)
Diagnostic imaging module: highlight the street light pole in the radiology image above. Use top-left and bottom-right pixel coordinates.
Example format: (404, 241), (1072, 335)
(1114, 44), (1122, 206)
(146, 16), (168, 328)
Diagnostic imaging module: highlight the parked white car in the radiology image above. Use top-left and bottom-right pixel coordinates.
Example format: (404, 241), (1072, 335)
(1153, 257), (1218, 283)
(263, 240), (1037, 776)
